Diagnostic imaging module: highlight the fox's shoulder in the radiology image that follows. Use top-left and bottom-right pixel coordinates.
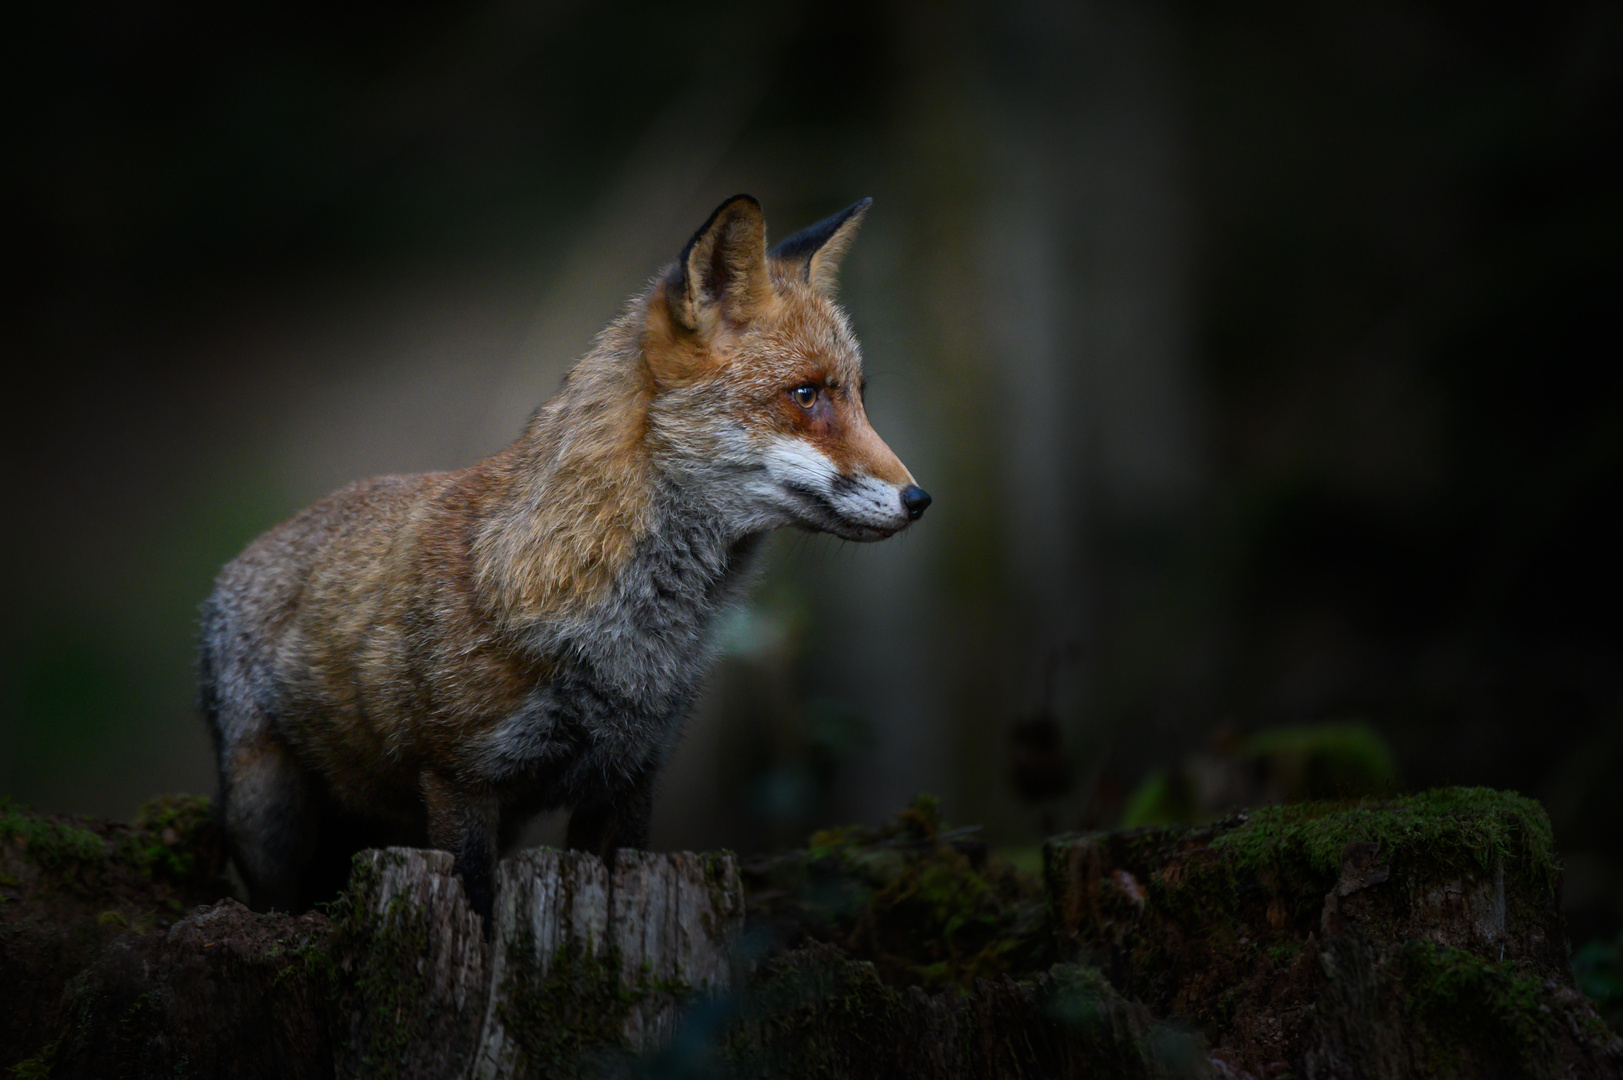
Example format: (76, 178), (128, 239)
(214, 470), (458, 596)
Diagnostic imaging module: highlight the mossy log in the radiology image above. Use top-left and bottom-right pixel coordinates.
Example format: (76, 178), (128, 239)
(5, 790), (1622, 1079)
(1044, 789), (1621, 1077)
(3, 832), (744, 1080)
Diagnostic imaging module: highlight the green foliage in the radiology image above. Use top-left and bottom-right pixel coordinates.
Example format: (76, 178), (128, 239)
(1121, 722), (1397, 828)
(1241, 722), (1396, 798)
(1120, 771), (1181, 829)
(1572, 931), (1623, 1032)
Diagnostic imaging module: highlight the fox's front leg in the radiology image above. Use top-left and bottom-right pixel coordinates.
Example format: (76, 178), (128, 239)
(565, 768), (654, 859)
(421, 771), (500, 930)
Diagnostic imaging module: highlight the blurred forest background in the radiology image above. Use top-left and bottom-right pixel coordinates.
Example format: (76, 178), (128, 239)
(6, 0), (1620, 948)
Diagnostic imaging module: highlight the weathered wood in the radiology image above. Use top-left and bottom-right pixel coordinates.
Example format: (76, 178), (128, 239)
(472, 848), (611, 1079)
(471, 847), (744, 1079)
(609, 849), (743, 1051)
(337, 848), (491, 1080)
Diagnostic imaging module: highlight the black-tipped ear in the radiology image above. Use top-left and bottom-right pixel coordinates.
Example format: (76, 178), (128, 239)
(666, 194), (770, 333)
(769, 197), (871, 295)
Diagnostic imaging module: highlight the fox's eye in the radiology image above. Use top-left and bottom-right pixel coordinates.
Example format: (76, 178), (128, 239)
(791, 385), (818, 409)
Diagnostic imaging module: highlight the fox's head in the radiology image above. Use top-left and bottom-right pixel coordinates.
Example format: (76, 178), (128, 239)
(642, 195), (930, 542)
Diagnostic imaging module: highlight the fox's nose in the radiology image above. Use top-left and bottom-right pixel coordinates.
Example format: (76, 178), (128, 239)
(900, 485), (932, 521)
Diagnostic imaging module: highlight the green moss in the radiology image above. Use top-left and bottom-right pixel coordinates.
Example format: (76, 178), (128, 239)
(1398, 940), (1572, 1075)
(125, 795), (217, 885)
(0, 795), (221, 912)
(6, 1041), (59, 1080)
(325, 852), (431, 1078)
(1048, 786), (1565, 1045)
(1210, 787), (1556, 896)
(494, 926), (645, 1078)
(751, 795), (1051, 991)
(0, 803), (106, 870)
(1267, 939), (1302, 968)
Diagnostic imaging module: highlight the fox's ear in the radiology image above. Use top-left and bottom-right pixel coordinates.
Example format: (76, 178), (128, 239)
(666, 194), (770, 333)
(769, 198), (871, 296)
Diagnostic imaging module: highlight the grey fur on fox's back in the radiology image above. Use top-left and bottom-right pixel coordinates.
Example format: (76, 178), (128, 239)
(199, 194), (929, 925)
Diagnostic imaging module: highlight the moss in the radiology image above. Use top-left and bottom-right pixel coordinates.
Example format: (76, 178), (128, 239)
(1267, 939), (1302, 968)
(125, 795), (218, 886)
(271, 936), (340, 994)
(324, 852), (431, 1078)
(747, 795), (1052, 992)
(1209, 787), (1556, 896)
(494, 925), (647, 1078)
(1048, 786), (1566, 1056)
(0, 795), (224, 919)
(0, 802), (107, 871)
(5, 1041), (59, 1080)
(1397, 940), (1574, 1076)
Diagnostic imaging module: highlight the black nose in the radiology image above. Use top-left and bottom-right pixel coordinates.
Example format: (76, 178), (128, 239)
(900, 485), (932, 520)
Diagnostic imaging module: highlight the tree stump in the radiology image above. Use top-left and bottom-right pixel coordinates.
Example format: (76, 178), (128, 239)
(6, 790), (1621, 1079)
(335, 849), (492, 1079)
(1044, 788), (1623, 1077)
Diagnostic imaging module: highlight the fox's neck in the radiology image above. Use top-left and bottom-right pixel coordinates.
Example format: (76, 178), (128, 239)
(467, 299), (756, 636)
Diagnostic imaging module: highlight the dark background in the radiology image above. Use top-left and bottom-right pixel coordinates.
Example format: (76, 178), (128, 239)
(6, 1), (1620, 945)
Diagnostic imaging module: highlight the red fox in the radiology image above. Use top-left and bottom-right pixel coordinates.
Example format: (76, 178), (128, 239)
(200, 195), (929, 923)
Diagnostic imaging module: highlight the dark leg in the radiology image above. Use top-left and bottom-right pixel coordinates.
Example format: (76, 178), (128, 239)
(565, 769), (655, 859)
(422, 772), (500, 932)
(219, 735), (321, 913)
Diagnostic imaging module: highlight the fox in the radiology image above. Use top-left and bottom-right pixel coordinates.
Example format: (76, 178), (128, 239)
(199, 194), (930, 924)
